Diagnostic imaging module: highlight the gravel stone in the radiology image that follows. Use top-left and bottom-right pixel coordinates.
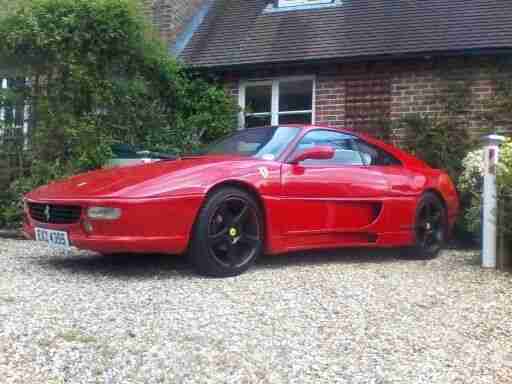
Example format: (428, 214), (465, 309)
(1, 239), (512, 383)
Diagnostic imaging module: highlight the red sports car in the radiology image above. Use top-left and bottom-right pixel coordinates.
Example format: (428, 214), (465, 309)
(23, 125), (459, 277)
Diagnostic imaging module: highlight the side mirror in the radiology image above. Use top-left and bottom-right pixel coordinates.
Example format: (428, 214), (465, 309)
(288, 146), (335, 164)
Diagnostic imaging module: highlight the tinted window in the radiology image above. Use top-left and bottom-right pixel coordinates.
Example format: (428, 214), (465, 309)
(293, 130), (364, 165)
(355, 139), (401, 166)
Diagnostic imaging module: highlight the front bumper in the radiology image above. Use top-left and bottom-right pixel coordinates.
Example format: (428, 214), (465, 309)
(23, 195), (203, 254)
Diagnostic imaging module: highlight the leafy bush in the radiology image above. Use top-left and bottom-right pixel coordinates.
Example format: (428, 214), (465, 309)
(0, 0), (237, 228)
(458, 140), (512, 242)
(398, 113), (474, 182)
(0, 159), (69, 229)
(458, 148), (485, 241)
(497, 139), (512, 237)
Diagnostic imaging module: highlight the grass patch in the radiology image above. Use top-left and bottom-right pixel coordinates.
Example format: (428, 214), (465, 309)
(47, 378), (65, 384)
(58, 330), (98, 344)
(0, 296), (15, 303)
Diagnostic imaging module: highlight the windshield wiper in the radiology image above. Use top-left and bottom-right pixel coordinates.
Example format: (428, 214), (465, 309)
(178, 150), (209, 157)
(136, 150), (179, 160)
(154, 153), (179, 160)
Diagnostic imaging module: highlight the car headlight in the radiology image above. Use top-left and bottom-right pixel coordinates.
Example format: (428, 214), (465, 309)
(87, 206), (122, 220)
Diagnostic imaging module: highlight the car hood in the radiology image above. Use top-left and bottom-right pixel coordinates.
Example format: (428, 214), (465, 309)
(27, 155), (251, 200)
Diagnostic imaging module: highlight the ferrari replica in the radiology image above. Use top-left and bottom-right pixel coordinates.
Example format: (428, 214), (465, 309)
(24, 125), (459, 277)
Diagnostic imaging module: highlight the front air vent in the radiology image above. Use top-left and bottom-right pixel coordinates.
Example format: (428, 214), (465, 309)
(28, 203), (82, 224)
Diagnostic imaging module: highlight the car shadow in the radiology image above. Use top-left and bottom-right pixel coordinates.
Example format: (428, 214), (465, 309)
(36, 247), (404, 280)
(254, 248), (401, 270)
(37, 252), (196, 279)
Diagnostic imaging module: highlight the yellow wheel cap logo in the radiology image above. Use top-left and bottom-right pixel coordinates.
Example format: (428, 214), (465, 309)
(229, 228), (238, 237)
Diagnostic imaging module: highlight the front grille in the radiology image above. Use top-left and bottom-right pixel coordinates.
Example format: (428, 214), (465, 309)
(28, 203), (82, 224)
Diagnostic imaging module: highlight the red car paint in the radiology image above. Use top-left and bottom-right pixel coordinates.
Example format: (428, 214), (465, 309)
(23, 126), (459, 255)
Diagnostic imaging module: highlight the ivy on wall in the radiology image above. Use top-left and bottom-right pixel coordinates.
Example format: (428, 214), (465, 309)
(388, 77), (477, 181)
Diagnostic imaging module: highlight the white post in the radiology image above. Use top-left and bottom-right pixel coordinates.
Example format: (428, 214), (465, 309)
(23, 79), (30, 149)
(0, 78), (6, 140)
(0, 78), (7, 121)
(482, 134), (506, 268)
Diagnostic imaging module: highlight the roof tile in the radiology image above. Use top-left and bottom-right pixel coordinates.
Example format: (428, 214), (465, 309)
(181, 0), (512, 67)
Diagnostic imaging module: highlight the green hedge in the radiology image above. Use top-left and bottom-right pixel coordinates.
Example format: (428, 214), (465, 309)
(0, 0), (237, 228)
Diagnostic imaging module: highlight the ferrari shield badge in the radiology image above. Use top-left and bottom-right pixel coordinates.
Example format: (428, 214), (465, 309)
(258, 166), (269, 179)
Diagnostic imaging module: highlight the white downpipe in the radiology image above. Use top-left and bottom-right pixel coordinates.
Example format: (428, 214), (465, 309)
(482, 134), (506, 269)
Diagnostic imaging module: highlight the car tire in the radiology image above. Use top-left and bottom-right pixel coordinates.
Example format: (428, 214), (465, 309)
(401, 192), (447, 260)
(188, 187), (264, 277)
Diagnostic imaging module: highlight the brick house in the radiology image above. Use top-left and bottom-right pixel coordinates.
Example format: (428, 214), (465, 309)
(144, 0), (512, 139)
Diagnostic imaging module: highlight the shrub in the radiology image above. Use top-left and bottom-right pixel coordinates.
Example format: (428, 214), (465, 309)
(458, 148), (485, 241)
(0, 159), (69, 229)
(398, 113), (475, 182)
(497, 139), (512, 237)
(458, 139), (512, 242)
(0, 0), (237, 228)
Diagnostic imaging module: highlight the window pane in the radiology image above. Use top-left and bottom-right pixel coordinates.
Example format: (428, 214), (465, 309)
(355, 139), (401, 166)
(295, 130), (364, 165)
(279, 80), (313, 111)
(278, 113), (312, 125)
(245, 85), (271, 113)
(245, 115), (271, 128)
(255, 126), (301, 160)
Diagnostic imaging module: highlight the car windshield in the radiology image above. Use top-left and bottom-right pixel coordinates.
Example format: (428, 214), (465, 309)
(202, 126), (301, 160)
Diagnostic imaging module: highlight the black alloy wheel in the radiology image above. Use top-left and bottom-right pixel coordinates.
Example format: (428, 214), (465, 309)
(403, 192), (447, 259)
(189, 187), (264, 277)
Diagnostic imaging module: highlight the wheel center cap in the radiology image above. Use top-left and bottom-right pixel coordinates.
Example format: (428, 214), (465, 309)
(229, 227), (238, 237)
(425, 222), (432, 230)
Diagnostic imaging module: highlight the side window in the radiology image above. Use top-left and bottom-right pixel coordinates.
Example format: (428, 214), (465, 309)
(294, 130), (364, 165)
(355, 139), (401, 166)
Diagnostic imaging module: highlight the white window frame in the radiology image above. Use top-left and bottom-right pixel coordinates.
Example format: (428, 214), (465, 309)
(0, 77), (30, 149)
(238, 76), (316, 129)
(278, 0), (333, 8)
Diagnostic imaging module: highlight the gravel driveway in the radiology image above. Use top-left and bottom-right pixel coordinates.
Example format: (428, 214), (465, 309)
(1, 239), (512, 384)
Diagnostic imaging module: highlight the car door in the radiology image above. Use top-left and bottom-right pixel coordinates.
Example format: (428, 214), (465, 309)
(281, 130), (390, 237)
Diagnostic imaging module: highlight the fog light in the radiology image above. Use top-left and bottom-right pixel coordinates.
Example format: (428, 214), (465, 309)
(82, 220), (94, 234)
(87, 206), (122, 220)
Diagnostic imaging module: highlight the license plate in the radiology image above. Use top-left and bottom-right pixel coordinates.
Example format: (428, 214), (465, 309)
(35, 227), (70, 248)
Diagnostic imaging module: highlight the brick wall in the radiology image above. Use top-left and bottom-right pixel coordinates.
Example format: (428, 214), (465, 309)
(221, 55), (510, 140)
(389, 57), (498, 138)
(142, 0), (207, 49)
(315, 62), (393, 132)
(315, 69), (346, 129)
